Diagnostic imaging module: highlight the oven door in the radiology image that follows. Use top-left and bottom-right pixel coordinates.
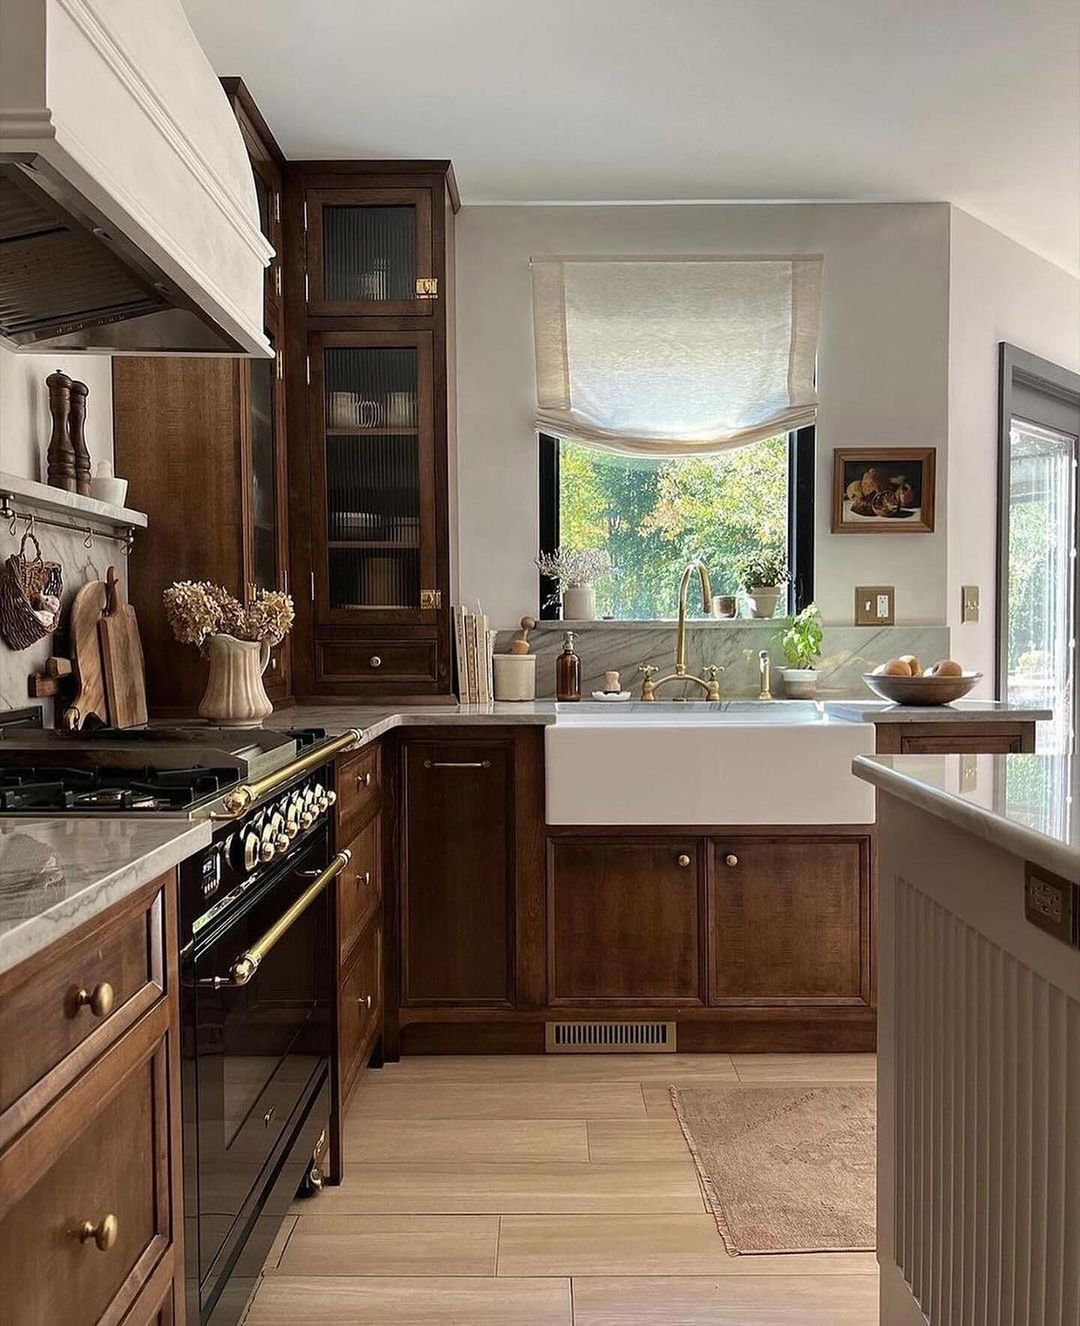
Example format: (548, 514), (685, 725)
(189, 829), (333, 1296)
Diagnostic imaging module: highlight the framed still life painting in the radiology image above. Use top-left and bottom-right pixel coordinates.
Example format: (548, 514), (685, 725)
(831, 447), (936, 533)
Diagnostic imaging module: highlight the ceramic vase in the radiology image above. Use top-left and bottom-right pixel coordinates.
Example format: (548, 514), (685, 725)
(198, 634), (273, 727)
(562, 585), (596, 620)
(782, 667), (819, 699)
(746, 586), (782, 619)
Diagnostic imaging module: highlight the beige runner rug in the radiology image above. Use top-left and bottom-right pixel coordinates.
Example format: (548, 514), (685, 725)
(671, 1083), (875, 1255)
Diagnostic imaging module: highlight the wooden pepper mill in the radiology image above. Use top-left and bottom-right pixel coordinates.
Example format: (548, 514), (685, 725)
(68, 378), (92, 496)
(45, 369), (76, 492)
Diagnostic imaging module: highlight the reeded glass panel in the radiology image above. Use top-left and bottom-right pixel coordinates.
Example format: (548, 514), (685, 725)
(323, 205), (416, 302)
(1005, 417), (1077, 754)
(325, 346), (420, 610)
(250, 352), (277, 592)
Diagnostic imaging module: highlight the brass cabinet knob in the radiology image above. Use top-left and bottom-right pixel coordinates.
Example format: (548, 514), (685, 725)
(77, 1213), (118, 1252)
(369, 655), (382, 668)
(359, 993), (372, 1008)
(73, 981), (115, 1018)
(358, 771), (372, 788)
(676, 853), (691, 868)
(724, 853), (739, 868)
(359, 871), (371, 887)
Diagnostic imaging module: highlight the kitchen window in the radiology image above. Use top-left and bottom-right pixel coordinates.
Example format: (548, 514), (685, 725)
(539, 427), (815, 620)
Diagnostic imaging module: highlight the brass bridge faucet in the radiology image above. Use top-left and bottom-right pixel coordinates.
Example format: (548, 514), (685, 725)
(639, 560), (724, 701)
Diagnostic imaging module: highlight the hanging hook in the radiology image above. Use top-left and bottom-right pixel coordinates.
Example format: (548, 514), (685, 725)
(121, 528), (134, 556)
(7, 508), (16, 538)
(23, 512), (34, 538)
(84, 527), (94, 549)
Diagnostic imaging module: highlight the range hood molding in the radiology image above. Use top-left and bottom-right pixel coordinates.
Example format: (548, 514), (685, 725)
(0, 0), (272, 356)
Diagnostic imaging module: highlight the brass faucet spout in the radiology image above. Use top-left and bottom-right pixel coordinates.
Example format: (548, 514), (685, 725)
(639, 560), (722, 701)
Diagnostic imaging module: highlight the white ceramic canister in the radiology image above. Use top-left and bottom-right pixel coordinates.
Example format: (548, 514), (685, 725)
(492, 653), (537, 702)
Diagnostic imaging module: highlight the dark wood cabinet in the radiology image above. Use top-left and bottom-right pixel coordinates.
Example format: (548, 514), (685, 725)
(547, 839), (705, 1005)
(708, 837), (870, 1005)
(400, 738), (515, 1006)
(285, 161), (458, 700)
(114, 79), (291, 714)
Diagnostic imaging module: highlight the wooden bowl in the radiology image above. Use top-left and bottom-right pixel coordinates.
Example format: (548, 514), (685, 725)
(861, 671), (982, 706)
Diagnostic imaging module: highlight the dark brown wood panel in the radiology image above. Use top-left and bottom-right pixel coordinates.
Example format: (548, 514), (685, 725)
(0, 877), (167, 1147)
(547, 839), (705, 1005)
(873, 720), (1036, 755)
(339, 815), (381, 965)
(401, 738), (514, 1005)
(317, 636), (438, 686)
(339, 915), (382, 1101)
(336, 741), (381, 845)
(708, 837), (870, 1005)
(0, 1001), (174, 1326)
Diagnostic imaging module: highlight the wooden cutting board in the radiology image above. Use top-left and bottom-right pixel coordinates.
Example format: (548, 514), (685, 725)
(98, 565), (148, 728)
(63, 579), (108, 730)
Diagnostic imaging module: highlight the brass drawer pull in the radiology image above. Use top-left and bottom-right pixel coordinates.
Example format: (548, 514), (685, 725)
(71, 981), (115, 1018)
(76, 1213), (118, 1252)
(676, 854), (692, 868)
(724, 854), (739, 868)
(202, 851), (350, 988)
(423, 760), (491, 769)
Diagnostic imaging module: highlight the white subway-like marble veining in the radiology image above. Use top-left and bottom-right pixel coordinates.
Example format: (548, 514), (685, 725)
(0, 817), (211, 973)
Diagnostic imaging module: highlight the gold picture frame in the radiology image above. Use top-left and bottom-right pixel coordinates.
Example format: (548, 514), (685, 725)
(832, 447), (936, 533)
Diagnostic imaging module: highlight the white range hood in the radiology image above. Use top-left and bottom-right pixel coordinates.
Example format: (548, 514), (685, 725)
(0, 0), (272, 356)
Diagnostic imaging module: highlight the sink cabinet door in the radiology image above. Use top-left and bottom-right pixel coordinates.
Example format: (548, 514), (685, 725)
(708, 837), (871, 1006)
(548, 840), (705, 1005)
(401, 739), (515, 1006)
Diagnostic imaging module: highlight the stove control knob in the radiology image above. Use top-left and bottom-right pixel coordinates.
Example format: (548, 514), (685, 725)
(283, 815), (299, 839)
(326, 790), (337, 807)
(274, 832), (290, 853)
(300, 810), (315, 830)
(242, 831), (261, 873)
(259, 839), (276, 864)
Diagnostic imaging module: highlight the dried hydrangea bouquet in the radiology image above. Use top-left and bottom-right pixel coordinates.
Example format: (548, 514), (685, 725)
(163, 580), (295, 726)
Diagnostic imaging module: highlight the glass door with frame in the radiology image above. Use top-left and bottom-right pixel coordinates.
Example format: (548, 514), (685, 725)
(309, 331), (436, 623)
(305, 188), (435, 317)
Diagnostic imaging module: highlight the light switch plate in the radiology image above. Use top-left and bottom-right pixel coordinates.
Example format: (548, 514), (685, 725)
(961, 584), (980, 623)
(855, 585), (895, 626)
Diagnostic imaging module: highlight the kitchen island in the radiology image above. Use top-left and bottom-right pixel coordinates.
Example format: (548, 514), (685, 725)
(853, 752), (1078, 1326)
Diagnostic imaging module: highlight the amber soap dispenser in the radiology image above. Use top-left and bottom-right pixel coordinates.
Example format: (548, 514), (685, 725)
(556, 630), (582, 701)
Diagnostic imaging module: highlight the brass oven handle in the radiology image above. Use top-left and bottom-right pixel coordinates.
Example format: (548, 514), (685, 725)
(207, 851), (351, 989)
(215, 730), (363, 818)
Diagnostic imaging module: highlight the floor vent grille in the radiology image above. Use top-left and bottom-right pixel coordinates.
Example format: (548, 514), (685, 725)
(545, 1020), (677, 1054)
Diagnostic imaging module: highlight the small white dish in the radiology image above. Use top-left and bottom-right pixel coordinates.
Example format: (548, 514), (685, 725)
(590, 690), (631, 702)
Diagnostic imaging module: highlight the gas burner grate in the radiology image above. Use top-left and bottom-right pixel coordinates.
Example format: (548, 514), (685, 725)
(0, 764), (240, 812)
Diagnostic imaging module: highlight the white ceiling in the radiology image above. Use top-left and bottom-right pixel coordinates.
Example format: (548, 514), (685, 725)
(183, 0), (1080, 275)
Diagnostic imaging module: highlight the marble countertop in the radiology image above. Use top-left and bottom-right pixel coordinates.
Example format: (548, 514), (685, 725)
(828, 700), (1051, 724)
(853, 753), (1079, 883)
(0, 817), (211, 974)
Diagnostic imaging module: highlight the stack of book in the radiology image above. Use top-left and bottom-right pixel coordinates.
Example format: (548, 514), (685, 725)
(453, 603), (496, 704)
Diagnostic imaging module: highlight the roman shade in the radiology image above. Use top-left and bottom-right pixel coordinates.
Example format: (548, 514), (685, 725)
(531, 254), (823, 456)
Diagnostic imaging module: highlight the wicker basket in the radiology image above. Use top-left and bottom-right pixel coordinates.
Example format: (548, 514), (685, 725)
(0, 532), (63, 651)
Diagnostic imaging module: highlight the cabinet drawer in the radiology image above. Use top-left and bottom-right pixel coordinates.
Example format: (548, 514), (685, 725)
(339, 817), (381, 964)
(336, 741), (381, 844)
(0, 879), (164, 1138)
(339, 918), (382, 1096)
(0, 1005), (174, 1326)
(317, 637), (438, 686)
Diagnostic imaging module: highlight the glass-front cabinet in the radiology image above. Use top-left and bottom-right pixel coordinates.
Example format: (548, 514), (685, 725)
(309, 330), (436, 624)
(305, 189), (436, 316)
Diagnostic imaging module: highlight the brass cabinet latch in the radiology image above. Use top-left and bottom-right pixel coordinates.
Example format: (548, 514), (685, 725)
(415, 277), (438, 299)
(420, 588), (442, 608)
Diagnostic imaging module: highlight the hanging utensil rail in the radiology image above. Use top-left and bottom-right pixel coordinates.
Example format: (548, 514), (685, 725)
(0, 495), (136, 554)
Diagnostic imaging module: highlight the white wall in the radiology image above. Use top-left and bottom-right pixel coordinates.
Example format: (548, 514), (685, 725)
(455, 202), (951, 628)
(0, 347), (114, 480)
(947, 208), (1080, 694)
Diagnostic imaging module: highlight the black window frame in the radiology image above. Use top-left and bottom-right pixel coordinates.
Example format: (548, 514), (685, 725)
(538, 426), (816, 619)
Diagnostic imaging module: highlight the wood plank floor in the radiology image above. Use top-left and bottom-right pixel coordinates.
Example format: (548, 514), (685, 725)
(244, 1052), (879, 1325)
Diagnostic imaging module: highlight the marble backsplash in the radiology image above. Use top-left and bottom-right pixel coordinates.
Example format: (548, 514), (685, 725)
(494, 620), (952, 700)
(0, 524), (125, 727)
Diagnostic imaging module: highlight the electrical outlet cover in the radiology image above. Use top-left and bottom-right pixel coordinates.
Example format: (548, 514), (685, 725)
(855, 585), (895, 626)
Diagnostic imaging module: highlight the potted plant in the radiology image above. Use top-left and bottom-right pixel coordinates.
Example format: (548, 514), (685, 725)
(778, 602), (824, 698)
(736, 550), (791, 619)
(163, 580), (294, 726)
(534, 547), (612, 620)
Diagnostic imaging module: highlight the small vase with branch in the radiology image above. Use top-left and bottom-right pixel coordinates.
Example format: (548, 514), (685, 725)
(534, 547), (612, 620)
(163, 581), (294, 726)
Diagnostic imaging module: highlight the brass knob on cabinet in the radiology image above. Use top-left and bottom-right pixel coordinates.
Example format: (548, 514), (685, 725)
(369, 655), (382, 668)
(359, 993), (372, 1008)
(676, 853), (691, 868)
(359, 871), (371, 887)
(358, 771), (372, 788)
(724, 854), (739, 868)
(72, 981), (115, 1018)
(77, 1213), (118, 1251)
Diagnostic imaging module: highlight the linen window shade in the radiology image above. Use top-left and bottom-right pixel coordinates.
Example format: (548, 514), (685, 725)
(531, 255), (822, 456)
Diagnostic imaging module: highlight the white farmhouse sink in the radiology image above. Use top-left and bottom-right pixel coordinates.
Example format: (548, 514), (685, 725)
(545, 703), (875, 825)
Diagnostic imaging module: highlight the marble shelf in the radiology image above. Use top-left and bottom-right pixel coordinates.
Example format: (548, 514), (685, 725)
(0, 470), (148, 535)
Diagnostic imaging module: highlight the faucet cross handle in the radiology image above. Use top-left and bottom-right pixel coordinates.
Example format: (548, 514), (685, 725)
(703, 663), (723, 702)
(638, 663), (658, 702)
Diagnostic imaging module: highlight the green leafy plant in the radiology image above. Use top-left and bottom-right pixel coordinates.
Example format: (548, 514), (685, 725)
(779, 602), (823, 670)
(736, 549), (790, 590)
